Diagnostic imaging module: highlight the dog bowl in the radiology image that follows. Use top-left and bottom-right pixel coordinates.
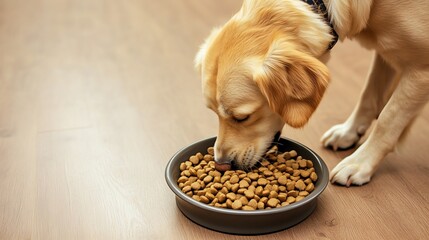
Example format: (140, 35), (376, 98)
(165, 137), (329, 235)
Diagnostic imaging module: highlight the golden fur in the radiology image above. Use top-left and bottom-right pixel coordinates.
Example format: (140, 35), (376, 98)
(195, 0), (429, 186)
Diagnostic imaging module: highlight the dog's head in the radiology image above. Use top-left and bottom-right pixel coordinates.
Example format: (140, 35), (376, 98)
(195, 0), (331, 169)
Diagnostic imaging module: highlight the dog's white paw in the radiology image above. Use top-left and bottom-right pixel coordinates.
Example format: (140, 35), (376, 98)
(330, 155), (374, 187)
(321, 123), (366, 150)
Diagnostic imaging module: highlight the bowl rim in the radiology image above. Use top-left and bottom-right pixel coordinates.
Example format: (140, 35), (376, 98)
(165, 136), (329, 216)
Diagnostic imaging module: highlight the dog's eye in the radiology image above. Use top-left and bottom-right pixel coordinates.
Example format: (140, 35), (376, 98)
(233, 115), (250, 123)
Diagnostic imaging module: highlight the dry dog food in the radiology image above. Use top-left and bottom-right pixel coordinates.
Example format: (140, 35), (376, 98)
(177, 145), (318, 210)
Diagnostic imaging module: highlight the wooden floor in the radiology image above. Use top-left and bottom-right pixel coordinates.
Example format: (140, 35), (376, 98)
(0, 0), (428, 239)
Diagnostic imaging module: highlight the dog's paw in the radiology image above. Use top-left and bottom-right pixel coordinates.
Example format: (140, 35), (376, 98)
(321, 123), (367, 151)
(330, 155), (374, 187)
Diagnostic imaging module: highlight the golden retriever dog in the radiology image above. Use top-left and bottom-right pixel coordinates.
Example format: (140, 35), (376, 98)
(194, 0), (429, 186)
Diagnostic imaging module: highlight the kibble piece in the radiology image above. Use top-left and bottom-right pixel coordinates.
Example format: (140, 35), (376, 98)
(298, 159), (307, 168)
(278, 193), (287, 202)
(290, 176), (301, 182)
(267, 198), (280, 208)
(189, 177), (197, 183)
(182, 170), (191, 177)
(255, 186), (263, 196)
(203, 175), (213, 184)
(257, 201), (265, 209)
(196, 169), (205, 178)
(278, 175), (287, 185)
(242, 206), (255, 211)
(288, 190), (299, 197)
(291, 163), (299, 170)
(262, 189), (270, 197)
(203, 155), (213, 162)
(200, 196), (210, 204)
(232, 200), (243, 210)
(182, 186), (191, 193)
(190, 156), (199, 165)
(196, 189), (206, 196)
(269, 191), (278, 199)
(244, 189), (255, 199)
(177, 176), (188, 183)
(198, 173), (208, 180)
(286, 196), (296, 203)
(295, 180), (306, 191)
(231, 183), (239, 193)
(282, 152), (291, 160)
(286, 181), (295, 191)
(277, 164), (287, 171)
(263, 170), (273, 177)
(180, 162), (187, 171)
(304, 178), (312, 185)
(248, 172), (259, 180)
(211, 170), (222, 178)
(261, 160), (270, 167)
(205, 192), (215, 201)
(226, 192), (236, 201)
(272, 184), (279, 192)
(281, 202), (290, 207)
(207, 147), (214, 155)
(306, 183), (315, 192)
(239, 196), (249, 205)
(248, 199), (258, 209)
(220, 187), (228, 194)
(274, 172), (283, 179)
(292, 170), (301, 177)
(223, 181), (232, 190)
(300, 170), (310, 178)
(213, 176), (221, 183)
(296, 196), (305, 202)
(310, 172), (318, 182)
(230, 175), (239, 184)
(239, 180), (249, 188)
(226, 199), (233, 208)
(217, 192), (226, 203)
(299, 191), (309, 197)
(195, 152), (203, 160)
(191, 182), (201, 190)
(192, 195), (201, 201)
(237, 188), (246, 194)
(220, 175), (230, 183)
(257, 178), (269, 186)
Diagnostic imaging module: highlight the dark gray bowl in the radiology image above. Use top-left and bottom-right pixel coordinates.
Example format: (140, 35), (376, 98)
(165, 137), (329, 235)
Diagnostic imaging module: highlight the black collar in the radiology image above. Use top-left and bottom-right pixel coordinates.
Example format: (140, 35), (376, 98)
(303, 0), (338, 50)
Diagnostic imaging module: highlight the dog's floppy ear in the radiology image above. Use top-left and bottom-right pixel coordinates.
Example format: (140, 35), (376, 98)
(253, 40), (329, 128)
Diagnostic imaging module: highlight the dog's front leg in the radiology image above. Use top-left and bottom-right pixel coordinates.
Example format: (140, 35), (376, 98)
(330, 69), (429, 186)
(321, 53), (397, 150)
